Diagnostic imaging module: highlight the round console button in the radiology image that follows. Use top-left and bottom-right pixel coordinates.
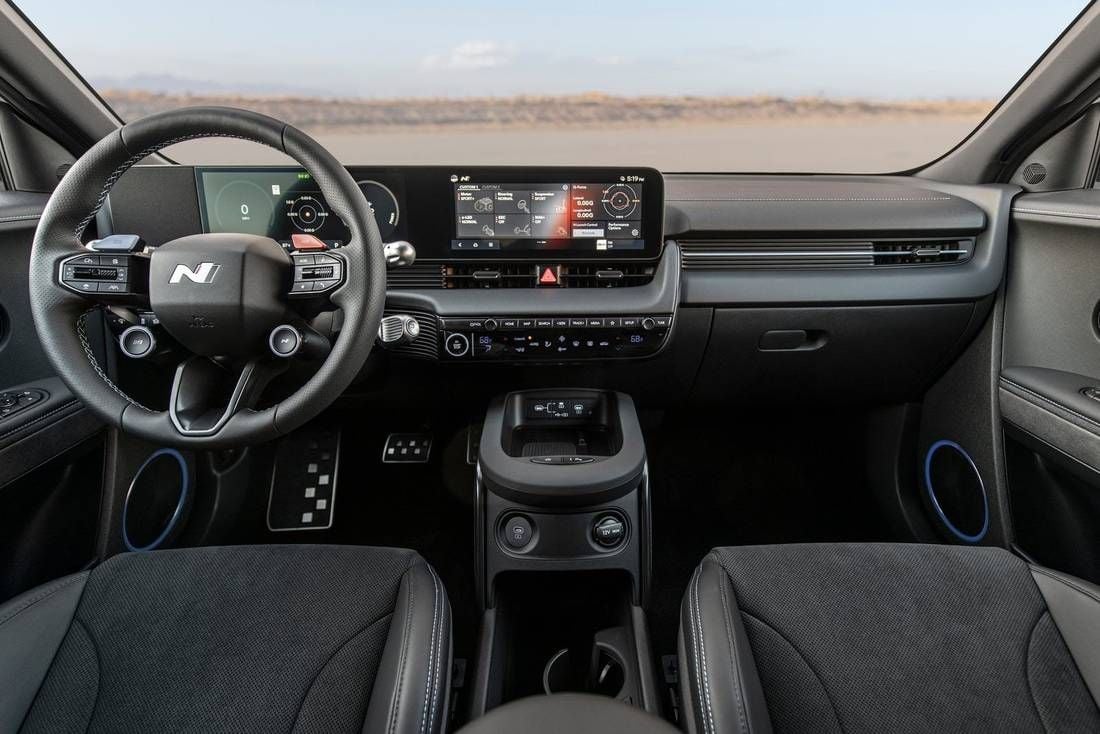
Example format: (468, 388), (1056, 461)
(484, 318), (498, 331)
(503, 515), (534, 549)
(641, 317), (657, 331)
(445, 332), (471, 357)
(119, 325), (156, 359)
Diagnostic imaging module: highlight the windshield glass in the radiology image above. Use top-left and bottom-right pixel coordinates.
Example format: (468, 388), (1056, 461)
(14, 0), (1089, 172)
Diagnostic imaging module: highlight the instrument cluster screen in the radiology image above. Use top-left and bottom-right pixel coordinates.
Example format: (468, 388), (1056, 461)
(453, 182), (644, 254)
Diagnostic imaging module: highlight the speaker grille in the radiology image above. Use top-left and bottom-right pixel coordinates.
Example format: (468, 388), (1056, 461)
(924, 441), (988, 543)
(1021, 162), (1047, 185)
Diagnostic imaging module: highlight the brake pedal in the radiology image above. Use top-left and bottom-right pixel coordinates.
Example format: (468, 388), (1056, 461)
(382, 433), (432, 463)
(267, 428), (340, 532)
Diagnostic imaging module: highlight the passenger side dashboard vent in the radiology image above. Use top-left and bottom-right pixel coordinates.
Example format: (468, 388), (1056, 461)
(679, 238), (974, 270)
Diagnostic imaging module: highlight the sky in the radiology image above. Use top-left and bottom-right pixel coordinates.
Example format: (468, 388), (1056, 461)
(14, 0), (1091, 100)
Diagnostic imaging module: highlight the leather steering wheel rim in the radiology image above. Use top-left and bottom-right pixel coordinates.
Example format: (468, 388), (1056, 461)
(28, 107), (387, 449)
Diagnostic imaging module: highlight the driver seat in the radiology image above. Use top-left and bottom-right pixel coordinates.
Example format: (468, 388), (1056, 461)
(0, 544), (451, 734)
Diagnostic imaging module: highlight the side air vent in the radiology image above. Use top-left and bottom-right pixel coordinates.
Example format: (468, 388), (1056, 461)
(680, 238), (974, 270)
(443, 262), (655, 288)
(386, 263), (446, 289)
(381, 308), (439, 360)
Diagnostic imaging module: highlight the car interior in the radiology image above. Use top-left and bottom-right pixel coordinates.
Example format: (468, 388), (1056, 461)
(2, 1), (1100, 733)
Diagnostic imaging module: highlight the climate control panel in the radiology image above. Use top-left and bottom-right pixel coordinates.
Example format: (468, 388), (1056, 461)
(439, 314), (672, 361)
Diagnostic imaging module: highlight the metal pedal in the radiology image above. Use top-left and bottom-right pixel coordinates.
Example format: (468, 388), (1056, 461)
(266, 429), (341, 531)
(382, 433), (432, 463)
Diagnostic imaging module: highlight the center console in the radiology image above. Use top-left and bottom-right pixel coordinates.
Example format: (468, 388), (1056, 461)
(469, 389), (659, 718)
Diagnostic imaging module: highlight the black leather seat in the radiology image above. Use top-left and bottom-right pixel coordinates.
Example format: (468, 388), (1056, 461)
(679, 543), (1100, 734)
(0, 544), (452, 733)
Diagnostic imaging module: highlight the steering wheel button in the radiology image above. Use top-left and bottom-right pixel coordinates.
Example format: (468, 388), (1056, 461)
(269, 326), (302, 357)
(292, 281), (316, 293)
(314, 279), (338, 291)
(119, 326), (155, 358)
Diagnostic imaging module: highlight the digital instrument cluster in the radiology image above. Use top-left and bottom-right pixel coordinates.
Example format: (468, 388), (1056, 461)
(195, 166), (663, 261)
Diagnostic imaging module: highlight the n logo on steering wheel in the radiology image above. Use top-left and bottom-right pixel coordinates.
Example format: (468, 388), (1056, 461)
(169, 262), (221, 284)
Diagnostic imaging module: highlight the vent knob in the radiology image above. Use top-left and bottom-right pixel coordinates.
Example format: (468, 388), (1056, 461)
(383, 240), (416, 267)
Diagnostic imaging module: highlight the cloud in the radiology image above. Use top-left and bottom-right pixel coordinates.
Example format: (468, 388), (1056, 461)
(422, 41), (514, 70)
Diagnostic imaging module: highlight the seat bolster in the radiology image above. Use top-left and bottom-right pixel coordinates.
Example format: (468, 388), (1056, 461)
(362, 560), (453, 734)
(1030, 565), (1100, 710)
(0, 571), (89, 732)
(678, 554), (773, 734)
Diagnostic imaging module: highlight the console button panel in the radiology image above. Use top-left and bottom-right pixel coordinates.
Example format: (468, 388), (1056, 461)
(439, 314), (672, 361)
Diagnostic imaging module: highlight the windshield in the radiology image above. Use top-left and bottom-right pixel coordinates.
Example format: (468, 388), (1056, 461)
(14, 0), (1089, 172)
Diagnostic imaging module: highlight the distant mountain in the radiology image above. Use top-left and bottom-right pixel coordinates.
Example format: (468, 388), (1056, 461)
(92, 74), (322, 97)
(99, 90), (995, 130)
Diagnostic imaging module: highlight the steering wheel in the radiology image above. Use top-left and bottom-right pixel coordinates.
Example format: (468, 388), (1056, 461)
(28, 107), (387, 449)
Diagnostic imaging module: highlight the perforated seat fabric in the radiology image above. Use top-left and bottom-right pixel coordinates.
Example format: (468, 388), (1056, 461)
(0, 544), (451, 734)
(679, 543), (1100, 734)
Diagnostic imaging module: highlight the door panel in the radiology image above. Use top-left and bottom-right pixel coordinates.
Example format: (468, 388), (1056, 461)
(1002, 192), (1100, 581)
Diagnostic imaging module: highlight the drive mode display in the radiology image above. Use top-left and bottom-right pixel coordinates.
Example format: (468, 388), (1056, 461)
(453, 182), (644, 254)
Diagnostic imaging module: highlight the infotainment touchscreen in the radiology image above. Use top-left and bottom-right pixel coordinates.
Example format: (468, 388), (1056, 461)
(453, 181), (644, 254)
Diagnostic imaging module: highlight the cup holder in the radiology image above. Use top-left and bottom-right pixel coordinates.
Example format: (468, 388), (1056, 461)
(123, 448), (191, 552)
(542, 641), (627, 699)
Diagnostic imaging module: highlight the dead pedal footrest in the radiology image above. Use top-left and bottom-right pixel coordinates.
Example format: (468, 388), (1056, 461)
(267, 429), (341, 531)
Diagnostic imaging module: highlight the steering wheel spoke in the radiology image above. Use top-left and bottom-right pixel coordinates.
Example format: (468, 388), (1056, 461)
(168, 356), (284, 437)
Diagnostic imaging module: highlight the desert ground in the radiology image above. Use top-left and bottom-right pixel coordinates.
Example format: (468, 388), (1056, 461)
(103, 92), (992, 172)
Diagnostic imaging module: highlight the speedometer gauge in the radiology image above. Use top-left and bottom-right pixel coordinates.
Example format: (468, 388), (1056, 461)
(357, 180), (400, 240)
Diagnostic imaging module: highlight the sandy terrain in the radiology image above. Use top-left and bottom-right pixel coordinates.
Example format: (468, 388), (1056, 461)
(159, 117), (978, 172)
(102, 92), (990, 172)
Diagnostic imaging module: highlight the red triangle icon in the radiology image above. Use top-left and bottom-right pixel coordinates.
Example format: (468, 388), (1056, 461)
(539, 267), (558, 285)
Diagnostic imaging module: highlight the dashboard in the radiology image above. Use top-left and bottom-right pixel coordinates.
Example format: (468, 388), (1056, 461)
(195, 166), (664, 261)
(103, 163), (1004, 386)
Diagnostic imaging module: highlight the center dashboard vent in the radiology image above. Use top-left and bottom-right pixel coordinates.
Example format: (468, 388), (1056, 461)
(440, 262), (655, 289)
(679, 238), (975, 270)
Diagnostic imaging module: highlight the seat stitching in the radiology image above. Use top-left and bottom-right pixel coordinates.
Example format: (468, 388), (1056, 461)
(1023, 611), (1053, 734)
(693, 566), (716, 734)
(0, 573), (85, 627)
(425, 566), (445, 734)
(1031, 566), (1100, 606)
(714, 559), (751, 734)
(685, 565), (707, 734)
(287, 612), (394, 734)
(388, 565), (416, 734)
(418, 565), (440, 734)
(740, 611), (846, 733)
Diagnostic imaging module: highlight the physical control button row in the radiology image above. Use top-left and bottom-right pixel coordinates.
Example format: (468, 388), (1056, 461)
(289, 252), (344, 295)
(530, 456), (596, 465)
(59, 252), (141, 297)
(441, 314), (672, 330)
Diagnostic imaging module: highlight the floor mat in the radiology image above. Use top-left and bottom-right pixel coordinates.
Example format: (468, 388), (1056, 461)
(644, 409), (891, 655)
